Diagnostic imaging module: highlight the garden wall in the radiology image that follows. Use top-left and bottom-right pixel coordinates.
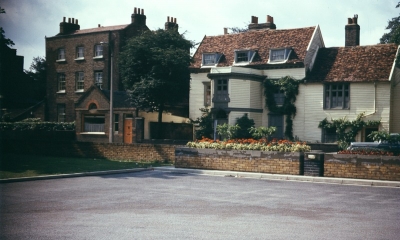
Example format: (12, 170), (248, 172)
(324, 153), (400, 181)
(175, 147), (303, 175)
(1, 140), (178, 163)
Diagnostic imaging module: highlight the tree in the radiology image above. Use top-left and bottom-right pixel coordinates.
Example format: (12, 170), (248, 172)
(24, 56), (47, 100)
(191, 108), (214, 139)
(0, 6), (15, 47)
(235, 113), (255, 139)
(227, 23), (249, 34)
(380, 2), (400, 44)
(119, 29), (194, 124)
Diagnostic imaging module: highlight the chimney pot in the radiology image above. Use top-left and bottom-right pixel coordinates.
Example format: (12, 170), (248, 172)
(141, 9), (144, 15)
(348, 18), (353, 24)
(251, 16), (258, 24)
(68, 18), (71, 23)
(63, 17), (66, 22)
(72, 18), (75, 24)
(98, 24), (100, 27)
(224, 28), (228, 35)
(174, 18), (176, 23)
(76, 19), (78, 24)
(167, 16), (170, 22)
(134, 7), (137, 14)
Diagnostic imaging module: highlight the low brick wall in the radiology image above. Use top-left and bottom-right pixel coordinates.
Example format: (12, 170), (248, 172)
(324, 153), (400, 181)
(175, 147), (303, 175)
(1, 140), (178, 163)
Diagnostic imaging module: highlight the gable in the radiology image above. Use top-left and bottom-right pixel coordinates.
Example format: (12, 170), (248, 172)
(191, 27), (316, 68)
(75, 86), (109, 110)
(307, 44), (398, 82)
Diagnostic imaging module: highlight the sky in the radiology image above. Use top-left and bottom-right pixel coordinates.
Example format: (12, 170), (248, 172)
(1, 0), (398, 70)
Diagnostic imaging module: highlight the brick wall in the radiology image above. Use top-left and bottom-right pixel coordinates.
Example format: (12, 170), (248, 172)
(175, 147), (303, 174)
(2, 140), (178, 163)
(324, 153), (400, 181)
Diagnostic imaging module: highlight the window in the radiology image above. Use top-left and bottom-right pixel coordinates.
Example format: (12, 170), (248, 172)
(322, 128), (337, 143)
(95, 71), (103, 89)
(269, 48), (292, 62)
(202, 53), (222, 66)
(57, 73), (66, 92)
(203, 82), (211, 106)
(213, 79), (230, 102)
(57, 48), (65, 61)
(75, 72), (84, 91)
(84, 115), (105, 132)
(234, 50), (255, 64)
(57, 104), (66, 122)
(76, 47), (84, 59)
(114, 114), (119, 133)
(324, 83), (349, 109)
(94, 45), (103, 57)
(274, 89), (285, 106)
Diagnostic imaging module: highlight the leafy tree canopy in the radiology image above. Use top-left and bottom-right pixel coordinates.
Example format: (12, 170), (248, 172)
(380, 2), (400, 44)
(0, 6), (15, 47)
(25, 56), (47, 99)
(119, 29), (194, 122)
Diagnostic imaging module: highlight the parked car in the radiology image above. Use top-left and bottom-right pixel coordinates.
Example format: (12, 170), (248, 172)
(348, 133), (400, 152)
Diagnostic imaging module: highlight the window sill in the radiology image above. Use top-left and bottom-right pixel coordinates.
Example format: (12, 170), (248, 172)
(75, 57), (85, 61)
(93, 56), (103, 60)
(56, 59), (66, 62)
(267, 59), (288, 64)
(75, 89), (84, 93)
(233, 62), (250, 66)
(80, 132), (106, 135)
(57, 90), (66, 94)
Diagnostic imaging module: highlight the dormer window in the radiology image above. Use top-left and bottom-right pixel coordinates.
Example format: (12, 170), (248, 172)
(234, 50), (256, 64)
(202, 53), (222, 66)
(269, 48), (292, 63)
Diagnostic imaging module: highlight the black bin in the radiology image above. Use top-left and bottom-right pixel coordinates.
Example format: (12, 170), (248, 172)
(303, 151), (324, 176)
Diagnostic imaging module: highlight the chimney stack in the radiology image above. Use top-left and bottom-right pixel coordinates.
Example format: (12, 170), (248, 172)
(131, 7), (147, 25)
(59, 16), (80, 35)
(165, 16), (179, 31)
(345, 14), (360, 47)
(249, 15), (276, 31)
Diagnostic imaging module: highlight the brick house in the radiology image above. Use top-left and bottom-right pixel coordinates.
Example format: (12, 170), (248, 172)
(189, 15), (400, 142)
(45, 8), (191, 143)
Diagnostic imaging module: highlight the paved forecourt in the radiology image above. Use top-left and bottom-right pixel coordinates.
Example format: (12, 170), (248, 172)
(1, 169), (399, 239)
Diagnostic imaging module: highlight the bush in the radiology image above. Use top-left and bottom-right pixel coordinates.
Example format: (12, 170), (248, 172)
(0, 121), (75, 131)
(186, 137), (311, 152)
(191, 108), (213, 139)
(235, 114), (255, 139)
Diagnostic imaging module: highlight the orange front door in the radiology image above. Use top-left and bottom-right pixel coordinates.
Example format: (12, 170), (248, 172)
(124, 118), (133, 144)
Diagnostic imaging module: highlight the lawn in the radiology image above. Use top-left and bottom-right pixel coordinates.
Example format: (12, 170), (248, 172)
(0, 153), (171, 179)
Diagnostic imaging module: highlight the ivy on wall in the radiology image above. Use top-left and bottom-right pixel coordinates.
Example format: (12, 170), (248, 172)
(318, 112), (381, 149)
(263, 76), (300, 140)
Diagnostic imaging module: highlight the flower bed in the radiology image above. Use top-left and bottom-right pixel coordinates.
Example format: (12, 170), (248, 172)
(186, 137), (311, 152)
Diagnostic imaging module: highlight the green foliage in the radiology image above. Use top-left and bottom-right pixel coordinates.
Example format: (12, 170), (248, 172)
(119, 29), (194, 123)
(234, 114), (255, 139)
(249, 126), (277, 140)
(368, 131), (400, 144)
(24, 56), (47, 100)
(0, 6), (14, 47)
(319, 113), (381, 150)
(380, 2), (400, 45)
(216, 123), (240, 140)
(0, 121), (75, 131)
(264, 76), (299, 140)
(191, 108), (214, 139)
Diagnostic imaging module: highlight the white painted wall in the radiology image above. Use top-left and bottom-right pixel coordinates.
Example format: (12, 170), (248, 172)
(293, 82), (392, 142)
(263, 68), (305, 80)
(390, 67), (400, 133)
(189, 72), (210, 121)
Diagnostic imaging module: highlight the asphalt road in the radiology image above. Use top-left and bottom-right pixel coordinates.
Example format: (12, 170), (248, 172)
(1, 170), (399, 239)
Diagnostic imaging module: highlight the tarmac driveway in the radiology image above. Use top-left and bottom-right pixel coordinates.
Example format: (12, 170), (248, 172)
(1, 170), (399, 239)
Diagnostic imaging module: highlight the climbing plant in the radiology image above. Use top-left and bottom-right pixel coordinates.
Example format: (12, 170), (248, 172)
(264, 76), (300, 140)
(318, 112), (381, 150)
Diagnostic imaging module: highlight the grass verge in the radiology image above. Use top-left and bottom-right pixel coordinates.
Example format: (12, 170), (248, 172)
(0, 153), (171, 179)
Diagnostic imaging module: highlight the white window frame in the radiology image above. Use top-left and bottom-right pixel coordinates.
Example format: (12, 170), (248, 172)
(234, 50), (256, 65)
(57, 48), (65, 62)
(75, 72), (84, 92)
(57, 73), (66, 93)
(95, 71), (103, 89)
(94, 45), (103, 58)
(201, 53), (222, 67)
(268, 48), (292, 63)
(76, 47), (84, 60)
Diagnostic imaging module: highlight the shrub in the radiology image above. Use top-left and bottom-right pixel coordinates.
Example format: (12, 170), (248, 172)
(191, 108), (213, 139)
(235, 114), (255, 139)
(0, 121), (75, 131)
(186, 137), (311, 152)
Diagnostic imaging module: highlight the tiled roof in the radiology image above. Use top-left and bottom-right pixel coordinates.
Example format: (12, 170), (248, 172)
(307, 44), (398, 82)
(71, 24), (129, 35)
(102, 90), (135, 108)
(191, 27), (316, 68)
